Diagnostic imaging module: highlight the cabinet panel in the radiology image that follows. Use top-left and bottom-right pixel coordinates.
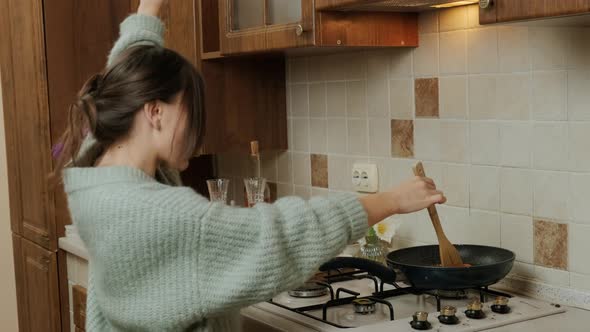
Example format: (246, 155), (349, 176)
(200, 56), (288, 153)
(268, 0), (303, 25)
(481, 0), (590, 24)
(233, 0), (265, 29)
(13, 235), (61, 332)
(72, 285), (87, 330)
(5, 0), (55, 249)
(44, 0), (133, 240)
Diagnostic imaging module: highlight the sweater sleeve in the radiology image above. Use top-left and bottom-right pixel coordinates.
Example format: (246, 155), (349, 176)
(193, 192), (368, 317)
(107, 14), (165, 67)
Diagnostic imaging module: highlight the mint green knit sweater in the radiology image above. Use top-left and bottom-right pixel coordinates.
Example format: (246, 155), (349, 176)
(64, 14), (368, 332)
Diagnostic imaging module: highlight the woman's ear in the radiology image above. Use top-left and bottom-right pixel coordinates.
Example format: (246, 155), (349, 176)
(143, 101), (162, 130)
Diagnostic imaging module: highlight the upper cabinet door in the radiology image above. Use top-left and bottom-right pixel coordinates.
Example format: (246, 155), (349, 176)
(219, 0), (315, 54)
(480, 0), (590, 24)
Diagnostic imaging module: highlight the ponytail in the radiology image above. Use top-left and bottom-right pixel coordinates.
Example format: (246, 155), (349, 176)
(49, 73), (102, 185)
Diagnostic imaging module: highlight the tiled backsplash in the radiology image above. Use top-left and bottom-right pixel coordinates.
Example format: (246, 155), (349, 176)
(217, 4), (590, 292)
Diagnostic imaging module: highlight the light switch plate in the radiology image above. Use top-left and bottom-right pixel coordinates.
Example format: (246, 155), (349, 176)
(352, 163), (378, 193)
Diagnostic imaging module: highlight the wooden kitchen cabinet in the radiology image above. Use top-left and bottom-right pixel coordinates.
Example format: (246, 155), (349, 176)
(479, 0), (590, 24)
(72, 285), (87, 331)
(218, 0), (418, 54)
(12, 235), (62, 332)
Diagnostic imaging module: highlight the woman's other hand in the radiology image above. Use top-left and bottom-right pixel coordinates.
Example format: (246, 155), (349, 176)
(137, 0), (167, 17)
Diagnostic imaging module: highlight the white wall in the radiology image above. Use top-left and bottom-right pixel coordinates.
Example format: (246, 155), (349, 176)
(0, 70), (20, 330)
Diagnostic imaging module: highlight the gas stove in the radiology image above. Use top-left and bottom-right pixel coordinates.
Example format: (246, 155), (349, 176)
(246, 268), (566, 331)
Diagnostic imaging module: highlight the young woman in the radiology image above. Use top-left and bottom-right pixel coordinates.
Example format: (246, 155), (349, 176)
(55, 1), (446, 331)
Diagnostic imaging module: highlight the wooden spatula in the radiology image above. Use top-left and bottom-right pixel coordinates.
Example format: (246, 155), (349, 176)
(413, 162), (464, 267)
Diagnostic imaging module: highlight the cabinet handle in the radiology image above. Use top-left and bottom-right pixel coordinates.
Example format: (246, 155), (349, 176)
(479, 0), (493, 9)
(295, 24), (304, 36)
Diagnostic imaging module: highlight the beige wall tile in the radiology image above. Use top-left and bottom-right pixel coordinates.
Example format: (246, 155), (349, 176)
(496, 73), (530, 120)
(501, 214), (534, 263)
(532, 71), (567, 120)
(368, 117), (390, 157)
(500, 122), (532, 168)
(440, 120), (468, 163)
(326, 82), (346, 117)
(569, 223), (590, 275)
(308, 82), (326, 118)
(439, 6), (467, 32)
(440, 31), (467, 75)
(469, 75), (496, 119)
(534, 219), (568, 270)
(292, 118), (309, 152)
(391, 119), (414, 158)
(418, 11), (438, 34)
(328, 155), (351, 191)
(367, 79), (389, 117)
(569, 122), (590, 172)
(442, 163), (469, 208)
(467, 28), (498, 74)
(567, 28), (590, 69)
(470, 121), (500, 166)
(277, 151), (293, 183)
(327, 118), (348, 154)
(292, 153), (311, 186)
(533, 170), (569, 221)
(290, 84), (309, 117)
(277, 183), (293, 198)
(391, 158), (417, 186)
(347, 119), (368, 156)
(390, 49), (413, 78)
(439, 76), (467, 119)
(414, 119), (440, 161)
(470, 166), (500, 211)
(367, 50), (390, 81)
(570, 272), (590, 292)
(346, 80), (367, 117)
(413, 34), (439, 77)
(311, 154), (328, 188)
(530, 27), (568, 70)
(498, 26), (530, 73)
(500, 168), (533, 216)
(534, 266), (570, 286)
(309, 119), (327, 154)
(567, 70), (590, 120)
(414, 78), (439, 118)
(294, 186), (312, 199)
(289, 57), (307, 83)
(390, 79), (413, 119)
(343, 52), (367, 80)
(532, 122), (568, 171)
(569, 173), (590, 224)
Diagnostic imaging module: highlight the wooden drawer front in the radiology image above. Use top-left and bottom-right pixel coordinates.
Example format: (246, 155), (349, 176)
(72, 285), (87, 330)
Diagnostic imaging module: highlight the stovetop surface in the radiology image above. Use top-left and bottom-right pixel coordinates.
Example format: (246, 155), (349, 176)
(266, 272), (566, 331)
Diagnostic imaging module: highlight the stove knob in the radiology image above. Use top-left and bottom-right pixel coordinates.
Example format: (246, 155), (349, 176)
(491, 296), (511, 314)
(438, 305), (460, 325)
(410, 311), (432, 330)
(465, 299), (486, 319)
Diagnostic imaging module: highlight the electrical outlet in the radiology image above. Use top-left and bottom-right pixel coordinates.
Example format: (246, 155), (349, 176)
(352, 163), (378, 193)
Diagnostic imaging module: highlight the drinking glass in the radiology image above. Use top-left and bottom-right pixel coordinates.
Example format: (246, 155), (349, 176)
(244, 177), (267, 207)
(207, 178), (230, 204)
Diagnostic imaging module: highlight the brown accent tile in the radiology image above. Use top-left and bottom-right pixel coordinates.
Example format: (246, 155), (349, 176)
(391, 120), (414, 158)
(415, 78), (439, 117)
(534, 219), (568, 270)
(311, 154), (329, 188)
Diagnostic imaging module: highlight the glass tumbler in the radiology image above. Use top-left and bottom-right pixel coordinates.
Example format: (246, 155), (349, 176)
(206, 178), (230, 204)
(244, 177), (267, 207)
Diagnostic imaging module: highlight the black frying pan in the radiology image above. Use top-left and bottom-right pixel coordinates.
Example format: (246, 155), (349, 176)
(320, 244), (514, 291)
(387, 244), (515, 290)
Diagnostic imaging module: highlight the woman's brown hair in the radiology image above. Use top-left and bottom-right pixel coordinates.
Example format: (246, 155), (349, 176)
(50, 44), (205, 183)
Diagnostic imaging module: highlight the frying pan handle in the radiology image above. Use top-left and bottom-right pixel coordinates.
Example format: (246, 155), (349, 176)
(319, 257), (397, 283)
